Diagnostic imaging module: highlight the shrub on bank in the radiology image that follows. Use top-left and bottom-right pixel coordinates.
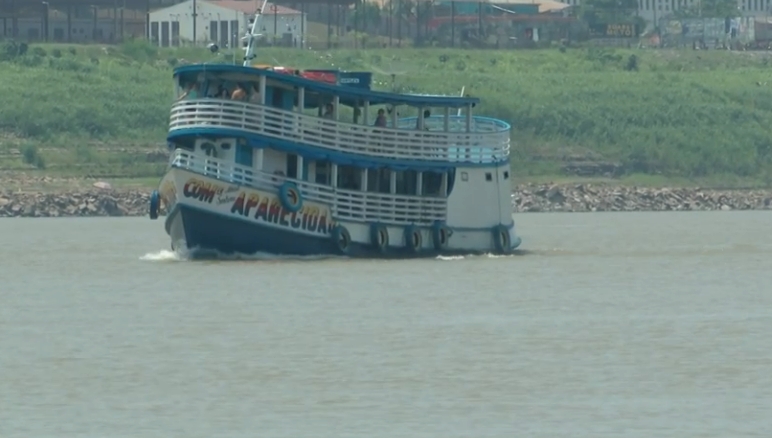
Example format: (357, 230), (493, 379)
(0, 40), (771, 179)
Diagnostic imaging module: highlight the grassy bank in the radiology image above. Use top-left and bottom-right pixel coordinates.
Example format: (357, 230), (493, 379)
(1, 40), (772, 187)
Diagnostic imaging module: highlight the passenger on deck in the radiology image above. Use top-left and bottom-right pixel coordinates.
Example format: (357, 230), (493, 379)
(322, 103), (334, 119)
(374, 109), (387, 127)
(231, 84), (247, 101)
(416, 109), (431, 130)
(177, 82), (200, 101)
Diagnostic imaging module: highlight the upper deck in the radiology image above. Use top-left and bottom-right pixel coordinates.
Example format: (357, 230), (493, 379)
(169, 64), (511, 167)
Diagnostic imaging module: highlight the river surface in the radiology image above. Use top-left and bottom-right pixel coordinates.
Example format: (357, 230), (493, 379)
(0, 212), (770, 437)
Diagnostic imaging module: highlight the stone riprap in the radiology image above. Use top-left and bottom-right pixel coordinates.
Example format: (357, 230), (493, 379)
(0, 190), (151, 217)
(513, 184), (772, 213)
(1, 184), (772, 217)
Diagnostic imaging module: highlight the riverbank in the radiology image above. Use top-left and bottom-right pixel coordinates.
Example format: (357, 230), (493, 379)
(2, 183), (771, 218)
(3, 43), (772, 180)
(512, 183), (772, 212)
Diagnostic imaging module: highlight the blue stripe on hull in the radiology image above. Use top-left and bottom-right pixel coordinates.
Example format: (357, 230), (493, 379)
(164, 204), (522, 259)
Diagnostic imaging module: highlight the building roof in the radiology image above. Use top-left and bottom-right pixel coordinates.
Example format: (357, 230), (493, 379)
(466, 0), (571, 13)
(367, 0), (569, 13)
(209, 0), (302, 15)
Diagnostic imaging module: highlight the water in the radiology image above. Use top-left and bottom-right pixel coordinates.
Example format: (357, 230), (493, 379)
(0, 212), (770, 437)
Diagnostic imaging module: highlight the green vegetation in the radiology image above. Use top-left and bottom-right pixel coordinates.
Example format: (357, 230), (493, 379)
(1, 39), (772, 187)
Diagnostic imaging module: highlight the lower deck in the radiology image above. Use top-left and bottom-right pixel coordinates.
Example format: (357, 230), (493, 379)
(169, 137), (459, 226)
(163, 131), (517, 246)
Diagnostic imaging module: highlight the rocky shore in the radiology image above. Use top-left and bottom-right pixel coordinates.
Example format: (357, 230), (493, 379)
(0, 189), (151, 217)
(1, 183), (771, 218)
(513, 183), (772, 212)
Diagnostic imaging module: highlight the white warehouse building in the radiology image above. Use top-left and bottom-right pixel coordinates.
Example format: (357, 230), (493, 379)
(148, 0), (306, 48)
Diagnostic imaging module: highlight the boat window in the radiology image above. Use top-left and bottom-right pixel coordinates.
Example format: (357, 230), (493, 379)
(395, 170), (418, 195)
(315, 160), (331, 185)
(337, 165), (361, 190)
(485, 172), (492, 182)
(171, 140), (193, 151)
(235, 144), (253, 167)
(286, 154), (298, 179)
(367, 168), (391, 194)
(422, 172), (443, 197)
(503, 171), (509, 180)
(200, 141), (217, 157)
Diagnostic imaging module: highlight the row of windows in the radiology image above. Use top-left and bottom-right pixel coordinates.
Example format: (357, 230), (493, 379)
(309, 158), (446, 197)
(565, 0), (769, 12)
(229, 143), (448, 197)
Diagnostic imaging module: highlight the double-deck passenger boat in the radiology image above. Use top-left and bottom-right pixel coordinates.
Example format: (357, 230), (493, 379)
(149, 8), (521, 258)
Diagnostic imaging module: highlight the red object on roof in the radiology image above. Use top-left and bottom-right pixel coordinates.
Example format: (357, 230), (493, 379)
(210, 0), (302, 15)
(300, 70), (338, 85)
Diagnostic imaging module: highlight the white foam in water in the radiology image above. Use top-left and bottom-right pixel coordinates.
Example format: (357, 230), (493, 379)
(139, 249), (183, 262)
(485, 253), (514, 259)
(436, 255), (466, 261)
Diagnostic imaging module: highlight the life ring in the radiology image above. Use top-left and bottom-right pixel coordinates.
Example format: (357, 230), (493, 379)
(404, 225), (422, 254)
(492, 224), (511, 253)
(431, 221), (451, 251)
(331, 225), (351, 254)
(369, 223), (389, 254)
(149, 190), (160, 220)
(278, 181), (303, 213)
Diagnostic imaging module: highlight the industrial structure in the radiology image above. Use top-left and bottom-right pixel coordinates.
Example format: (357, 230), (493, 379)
(148, 0), (305, 47)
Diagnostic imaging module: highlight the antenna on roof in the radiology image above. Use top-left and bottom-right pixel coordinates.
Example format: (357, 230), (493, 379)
(242, 0), (269, 67)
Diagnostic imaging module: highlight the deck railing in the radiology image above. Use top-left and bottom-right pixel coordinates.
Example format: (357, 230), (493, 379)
(169, 99), (510, 164)
(170, 149), (447, 226)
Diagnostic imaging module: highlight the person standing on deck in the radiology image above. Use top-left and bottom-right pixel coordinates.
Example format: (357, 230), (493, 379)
(322, 103), (335, 119)
(231, 84), (247, 101)
(416, 109), (431, 130)
(177, 82), (199, 101)
(374, 109), (387, 127)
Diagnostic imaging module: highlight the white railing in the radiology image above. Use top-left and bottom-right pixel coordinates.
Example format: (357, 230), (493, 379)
(170, 149), (447, 226)
(169, 99), (510, 164)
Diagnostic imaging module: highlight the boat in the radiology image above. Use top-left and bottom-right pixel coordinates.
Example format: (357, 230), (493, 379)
(148, 4), (521, 258)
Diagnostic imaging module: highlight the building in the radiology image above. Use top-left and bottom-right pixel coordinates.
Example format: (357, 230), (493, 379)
(0, 1), (147, 42)
(562, 0), (772, 26)
(148, 0), (305, 47)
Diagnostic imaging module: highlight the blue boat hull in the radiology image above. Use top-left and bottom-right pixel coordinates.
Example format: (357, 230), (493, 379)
(165, 204), (521, 259)
(166, 204), (347, 257)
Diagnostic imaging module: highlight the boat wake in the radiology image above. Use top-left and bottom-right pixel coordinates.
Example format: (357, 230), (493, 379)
(139, 248), (346, 262)
(139, 250), (183, 262)
(435, 249), (532, 261)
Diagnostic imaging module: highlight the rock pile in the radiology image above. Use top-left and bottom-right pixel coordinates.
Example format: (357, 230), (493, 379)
(513, 183), (772, 213)
(0, 190), (150, 218)
(1, 183), (772, 218)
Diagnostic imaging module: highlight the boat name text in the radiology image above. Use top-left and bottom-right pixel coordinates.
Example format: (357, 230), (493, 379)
(230, 191), (334, 235)
(182, 178), (224, 204)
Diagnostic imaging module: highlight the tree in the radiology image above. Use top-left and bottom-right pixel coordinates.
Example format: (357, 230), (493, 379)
(350, 1), (383, 35)
(386, 0), (416, 46)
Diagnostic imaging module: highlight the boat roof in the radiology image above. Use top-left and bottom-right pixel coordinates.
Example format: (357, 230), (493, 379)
(172, 64), (480, 108)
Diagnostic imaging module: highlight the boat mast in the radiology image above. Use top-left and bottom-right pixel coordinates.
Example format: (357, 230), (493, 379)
(243, 0), (269, 67)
